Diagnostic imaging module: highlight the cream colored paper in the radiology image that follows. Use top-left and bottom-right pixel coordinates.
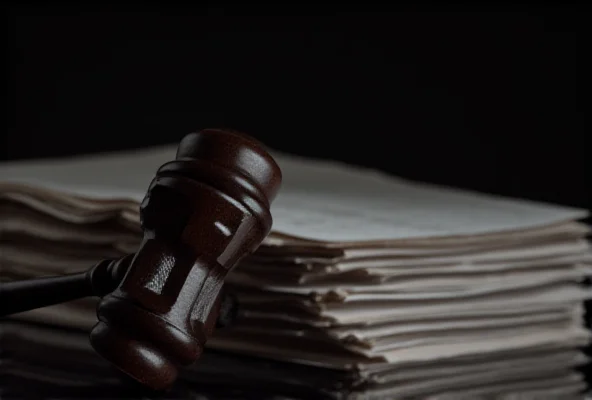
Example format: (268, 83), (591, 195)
(1, 142), (591, 399)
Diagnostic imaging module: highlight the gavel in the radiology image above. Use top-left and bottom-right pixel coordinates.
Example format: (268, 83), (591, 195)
(0, 129), (282, 390)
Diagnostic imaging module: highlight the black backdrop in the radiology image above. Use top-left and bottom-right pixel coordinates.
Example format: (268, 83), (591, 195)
(5, 4), (590, 214)
(3, 1), (592, 388)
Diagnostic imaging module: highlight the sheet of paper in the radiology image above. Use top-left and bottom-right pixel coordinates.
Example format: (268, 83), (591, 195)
(235, 285), (591, 326)
(244, 229), (592, 268)
(369, 349), (587, 383)
(207, 323), (590, 366)
(424, 376), (586, 400)
(0, 144), (588, 243)
(244, 255), (592, 285)
(327, 308), (577, 342)
(227, 265), (590, 296)
(373, 371), (585, 400)
(354, 319), (580, 355)
(0, 203), (139, 246)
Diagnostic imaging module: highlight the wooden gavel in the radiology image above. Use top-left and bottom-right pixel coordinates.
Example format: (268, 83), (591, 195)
(0, 129), (282, 390)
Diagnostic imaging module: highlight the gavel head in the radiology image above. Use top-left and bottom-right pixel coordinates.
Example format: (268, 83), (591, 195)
(89, 129), (282, 390)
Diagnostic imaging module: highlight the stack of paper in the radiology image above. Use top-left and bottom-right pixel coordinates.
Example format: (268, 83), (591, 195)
(0, 143), (591, 399)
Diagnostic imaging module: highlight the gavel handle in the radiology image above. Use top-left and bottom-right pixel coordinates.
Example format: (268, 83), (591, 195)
(0, 273), (94, 316)
(0, 256), (131, 317)
(0, 256), (238, 326)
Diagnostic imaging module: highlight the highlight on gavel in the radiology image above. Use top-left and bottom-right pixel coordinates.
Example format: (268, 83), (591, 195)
(0, 129), (282, 390)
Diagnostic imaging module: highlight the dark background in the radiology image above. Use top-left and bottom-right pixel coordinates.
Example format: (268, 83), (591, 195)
(3, 1), (592, 390)
(4, 4), (590, 217)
